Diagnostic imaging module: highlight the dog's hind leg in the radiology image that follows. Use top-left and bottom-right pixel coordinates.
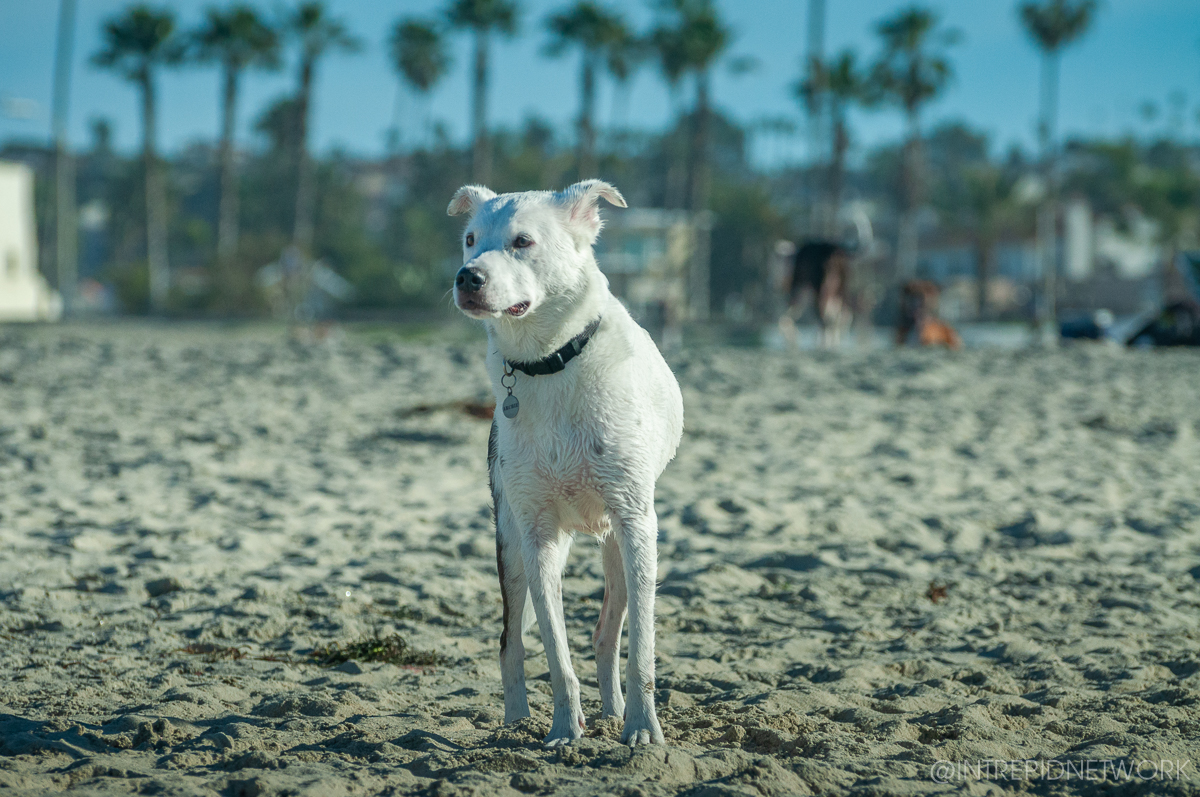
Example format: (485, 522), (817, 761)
(594, 531), (627, 719)
(615, 508), (665, 746)
(496, 496), (530, 723)
(522, 523), (586, 747)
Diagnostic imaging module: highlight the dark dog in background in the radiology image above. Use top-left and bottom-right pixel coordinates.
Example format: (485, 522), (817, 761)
(780, 241), (853, 348)
(897, 280), (961, 349)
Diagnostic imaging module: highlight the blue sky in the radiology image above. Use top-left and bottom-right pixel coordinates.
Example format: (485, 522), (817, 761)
(1, 0), (1197, 167)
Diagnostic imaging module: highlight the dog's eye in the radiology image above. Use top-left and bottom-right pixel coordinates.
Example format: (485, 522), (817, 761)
(465, 233), (475, 247)
(513, 234), (533, 249)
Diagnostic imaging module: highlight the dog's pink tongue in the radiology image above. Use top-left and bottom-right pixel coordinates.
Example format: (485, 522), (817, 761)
(506, 302), (530, 317)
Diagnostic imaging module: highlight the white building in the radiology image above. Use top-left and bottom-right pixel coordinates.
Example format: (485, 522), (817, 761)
(0, 161), (61, 321)
(1064, 198), (1093, 281)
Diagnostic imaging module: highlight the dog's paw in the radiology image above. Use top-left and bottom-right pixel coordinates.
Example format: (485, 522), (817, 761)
(620, 716), (664, 747)
(543, 710), (586, 748)
(543, 733), (581, 749)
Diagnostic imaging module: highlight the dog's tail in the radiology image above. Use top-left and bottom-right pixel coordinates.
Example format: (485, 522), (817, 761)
(522, 593), (537, 634)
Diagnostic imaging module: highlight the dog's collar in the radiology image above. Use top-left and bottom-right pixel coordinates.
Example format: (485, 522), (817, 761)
(505, 317), (602, 376)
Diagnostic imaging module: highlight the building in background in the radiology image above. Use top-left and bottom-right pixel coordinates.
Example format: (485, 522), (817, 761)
(0, 161), (61, 322)
(1063, 198), (1092, 281)
(593, 209), (709, 343)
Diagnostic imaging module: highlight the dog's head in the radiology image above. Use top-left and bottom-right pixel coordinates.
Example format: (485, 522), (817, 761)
(447, 180), (626, 321)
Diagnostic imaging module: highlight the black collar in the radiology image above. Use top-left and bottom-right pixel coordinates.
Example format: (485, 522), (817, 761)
(506, 317), (601, 376)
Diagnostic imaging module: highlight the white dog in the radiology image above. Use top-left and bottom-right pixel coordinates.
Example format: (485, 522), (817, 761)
(448, 180), (683, 747)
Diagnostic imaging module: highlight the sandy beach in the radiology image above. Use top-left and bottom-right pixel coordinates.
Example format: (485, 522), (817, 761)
(2, 322), (1199, 796)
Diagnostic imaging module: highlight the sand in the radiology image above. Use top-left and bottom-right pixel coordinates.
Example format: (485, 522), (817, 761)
(1, 322), (1199, 796)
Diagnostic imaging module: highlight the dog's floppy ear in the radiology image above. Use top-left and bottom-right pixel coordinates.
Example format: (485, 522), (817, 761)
(447, 185), (497, 217)
(557, 180), (627, 243)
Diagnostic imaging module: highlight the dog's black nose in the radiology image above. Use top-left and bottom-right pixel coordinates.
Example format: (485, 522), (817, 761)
(455, 266), (486, 292)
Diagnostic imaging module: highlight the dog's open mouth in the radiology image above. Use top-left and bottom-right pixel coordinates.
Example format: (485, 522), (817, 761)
(506, 302), (530, 317)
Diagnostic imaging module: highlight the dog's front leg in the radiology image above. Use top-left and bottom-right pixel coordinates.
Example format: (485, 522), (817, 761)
(522, 522), (585, 747)
(496, 496), (530, 723)
(616, 509), (665, 746)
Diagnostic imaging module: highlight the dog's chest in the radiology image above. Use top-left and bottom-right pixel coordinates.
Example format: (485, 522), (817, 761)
(504, 394), (600, 485)
(495, 379), (613, 529)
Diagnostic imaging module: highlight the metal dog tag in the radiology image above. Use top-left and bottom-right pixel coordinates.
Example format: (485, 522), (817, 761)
(502, 394), (520, 419)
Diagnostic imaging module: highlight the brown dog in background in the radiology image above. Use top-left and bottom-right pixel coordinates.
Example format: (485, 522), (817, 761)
(897, 280), (961, 349)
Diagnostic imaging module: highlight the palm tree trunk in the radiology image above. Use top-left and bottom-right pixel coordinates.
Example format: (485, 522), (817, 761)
(895, 107), (922, 279)
(292, 55), (315, 255)
(471, 29), (491, 184)
(386, 81), (403, 153)
(52, 0), (77, 315)
(217, 62), (240, 275)
(609, 78), (631, 141)
(142, 69), (170, 313)
(577, 51), (597, 179)
(829, 107), (848, 238)
(54, 145), (76, 312)
(664, 84), (686, 208)
(688, 69), (712, 321)
(805, 0), (826, 237)
(1037, 51), (1060, 340)
(976, 233), (995, 319)
(688, 70), (711, 214)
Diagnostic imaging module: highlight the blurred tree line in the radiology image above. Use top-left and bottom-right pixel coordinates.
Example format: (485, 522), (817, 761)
(16, 0), (1200, 320)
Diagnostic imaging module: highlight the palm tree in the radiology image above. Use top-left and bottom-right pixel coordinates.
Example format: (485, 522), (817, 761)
(191, 5), (279, 283)
(868, 5), (959, 278)
(389, 19), (451, 151)
(962, 165), (1016, 318)
(649, 16), (690, 209)
(797, 49), (868, 236)
(287, 2), (360, 257)
(52, 0), (78, 315)
(602, 26), (645, 135)
(92, 5), (181, 313)
(801, 0), (827, 236)
(650, 0), (728, 322)
(825, 53), (868, 236)
(1018, 0), (1097, 337)
(651, 0), (729, 215)
(545, 2), (630, 179)
(446, 0), (519, 184)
